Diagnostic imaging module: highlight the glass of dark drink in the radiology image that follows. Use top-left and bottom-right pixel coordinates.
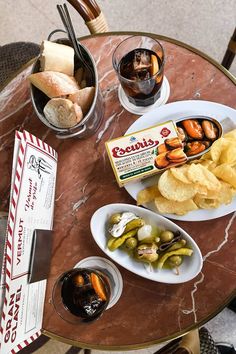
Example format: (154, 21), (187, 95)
(112, 35), (165, 107)
(52, 268), (111, 323)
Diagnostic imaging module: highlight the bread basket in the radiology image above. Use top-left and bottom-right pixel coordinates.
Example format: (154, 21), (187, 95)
(30, 30), (104, 139)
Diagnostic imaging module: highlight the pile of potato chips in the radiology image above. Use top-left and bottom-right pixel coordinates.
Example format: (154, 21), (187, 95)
(137, 129), (236, 215)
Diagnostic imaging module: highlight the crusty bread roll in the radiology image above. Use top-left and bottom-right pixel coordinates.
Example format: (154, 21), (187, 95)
(68, 87), (95, 115)
(43, 98), (83, 128)
(74, 67), (84, 85)
(29, 71), (80, 98)
(40, 40), (74, 76)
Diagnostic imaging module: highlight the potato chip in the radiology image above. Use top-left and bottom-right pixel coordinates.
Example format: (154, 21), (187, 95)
(136, 128), (236, 216)
(219, 146), (236, 165)
(154, 196), (198, 215)
(224, 129), (236, 141)
(210, 137), (227, 163)
(187, 163), (221, 191)
(200, 151), (212, 161)
(206, 161), (218, 171)
(212, 164), (236, 189)
(198, 187), (220, 199)
(199, 159), (217, 170)
(158, 170), (196, 202)
(137, 185), (161, 205)
(170, 165), (192, 184)
(210, 137), (236, 165)
(194, 181), (234, 209)
(194, 184), (209, 196)
(191, 158), (217, 171)
(193, 195), (221, 209)
(218, 182), (236, 204)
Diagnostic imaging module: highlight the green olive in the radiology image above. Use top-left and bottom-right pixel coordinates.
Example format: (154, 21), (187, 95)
(125, 237), (138, 249)
(107, 229), (138, 251)
(168, 255), (183, 267)
(160, 230), (174, 243)
(109, 213), (121, 224)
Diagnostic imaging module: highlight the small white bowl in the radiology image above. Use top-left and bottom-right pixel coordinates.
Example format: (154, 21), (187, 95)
(90, 203), (203, 284)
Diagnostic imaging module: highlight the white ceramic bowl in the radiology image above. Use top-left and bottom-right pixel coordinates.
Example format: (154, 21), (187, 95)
(90, 203), (203, 284)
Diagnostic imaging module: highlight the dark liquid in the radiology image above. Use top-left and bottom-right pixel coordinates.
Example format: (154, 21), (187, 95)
(61, 269), (109, 322)
(119, 48), (163, 106)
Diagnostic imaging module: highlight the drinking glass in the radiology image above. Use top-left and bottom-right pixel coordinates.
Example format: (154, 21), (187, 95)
(112, 35), (165, 107)
(52, 267), (111, 324)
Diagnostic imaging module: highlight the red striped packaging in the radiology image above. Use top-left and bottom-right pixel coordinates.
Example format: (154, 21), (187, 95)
(0, 132), (22, 320)
(0, 130), (57, 353)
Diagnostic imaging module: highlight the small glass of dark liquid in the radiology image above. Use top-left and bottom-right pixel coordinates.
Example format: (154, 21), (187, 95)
(52, 268), (111, 323)
(112, 36), (165, 107)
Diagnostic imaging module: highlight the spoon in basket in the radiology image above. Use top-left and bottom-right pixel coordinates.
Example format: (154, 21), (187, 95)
(57, 3), (94, 83)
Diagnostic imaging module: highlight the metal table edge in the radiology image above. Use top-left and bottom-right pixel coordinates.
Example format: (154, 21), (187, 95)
(0, 31), (235, 94)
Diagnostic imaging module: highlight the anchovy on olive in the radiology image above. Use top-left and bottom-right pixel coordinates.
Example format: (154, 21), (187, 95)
(158, 234), (182, 252)
(136, 243), (159, 263)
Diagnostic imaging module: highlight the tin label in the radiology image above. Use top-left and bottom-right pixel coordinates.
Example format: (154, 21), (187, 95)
(106, 121), (187, 187)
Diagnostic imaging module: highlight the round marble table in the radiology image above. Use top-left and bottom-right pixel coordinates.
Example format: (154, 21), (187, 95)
(0, 32), (236, 351)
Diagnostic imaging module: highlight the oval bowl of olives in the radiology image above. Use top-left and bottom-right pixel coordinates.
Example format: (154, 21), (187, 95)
(90, 203), (203, 284)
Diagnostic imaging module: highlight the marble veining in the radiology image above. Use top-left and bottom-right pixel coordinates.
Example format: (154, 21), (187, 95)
(182, 212), (236, 323)
(203, 212), (236, 261)
(182, 272), (204, 323)
(98, 68), (114, 84)
(96, 112), (117, 143)
(72, 195), (90, 212)
(41, 128), (51, 141)
(0, 99), (31, 123)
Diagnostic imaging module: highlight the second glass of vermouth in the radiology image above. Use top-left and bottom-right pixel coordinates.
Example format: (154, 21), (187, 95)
(52, 267), (111, 323)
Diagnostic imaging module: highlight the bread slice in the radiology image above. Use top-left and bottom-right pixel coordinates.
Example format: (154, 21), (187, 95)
(29, 71), (80, 98)
(74, 67), (84, 85)
(68, 87), (95, 115)
(40, 40), (74, 76)
(43, 98), (83, 128)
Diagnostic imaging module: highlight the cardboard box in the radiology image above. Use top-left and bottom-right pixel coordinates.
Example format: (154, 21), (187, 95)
(106, 120), (187, 187)
(0, 131), (57, 353)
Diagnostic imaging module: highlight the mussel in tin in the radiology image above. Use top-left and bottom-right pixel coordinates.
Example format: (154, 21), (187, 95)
(176, 117), (221, 158)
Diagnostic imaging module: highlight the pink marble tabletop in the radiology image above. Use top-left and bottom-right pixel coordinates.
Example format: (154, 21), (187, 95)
(0, 33), (236, 350)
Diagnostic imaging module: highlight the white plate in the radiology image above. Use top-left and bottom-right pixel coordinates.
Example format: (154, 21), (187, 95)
(124, 100), (236, 221)
(90, 203), (203, 284)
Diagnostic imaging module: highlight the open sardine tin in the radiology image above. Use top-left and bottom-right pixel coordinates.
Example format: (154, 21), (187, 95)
(105, 117), (222, 187)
